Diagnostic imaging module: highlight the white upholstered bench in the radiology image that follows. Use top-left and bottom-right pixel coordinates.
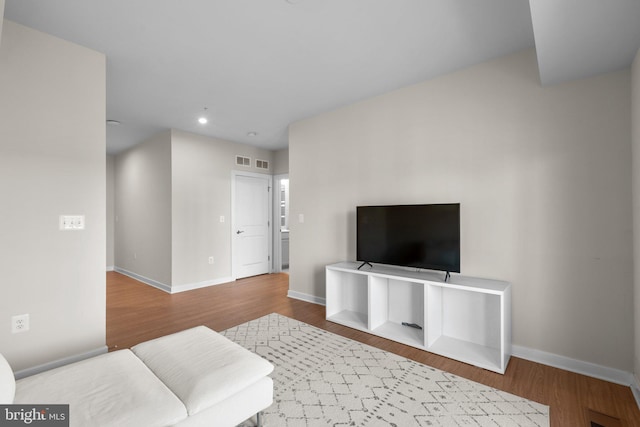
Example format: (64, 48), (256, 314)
(1, 326), (274, 427)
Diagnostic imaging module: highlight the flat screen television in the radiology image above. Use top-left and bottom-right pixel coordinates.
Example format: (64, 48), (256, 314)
(356, 203), (460, 275)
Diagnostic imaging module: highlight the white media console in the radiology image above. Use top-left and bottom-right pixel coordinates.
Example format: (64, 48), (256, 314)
(325, 262), (511, 374)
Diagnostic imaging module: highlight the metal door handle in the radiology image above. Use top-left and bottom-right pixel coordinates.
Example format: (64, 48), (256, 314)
(236, 230), (244, 234)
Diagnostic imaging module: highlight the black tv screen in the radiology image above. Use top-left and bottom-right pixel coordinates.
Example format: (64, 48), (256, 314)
(357, 204), (460, 273)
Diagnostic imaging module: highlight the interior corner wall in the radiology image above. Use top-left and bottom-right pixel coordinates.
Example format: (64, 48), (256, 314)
(289, 48), (633, 372)
(114, 131), (172, 287)
(170, 130), (274, 288)
(0, 3), (6, 43)
(106, 154), (115, 270)
(0, 20), (106, 371)
(632, 47), (640, 385)
(273, 148), (290, 175)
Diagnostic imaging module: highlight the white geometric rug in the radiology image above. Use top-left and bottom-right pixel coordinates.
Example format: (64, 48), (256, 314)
(223, 313), (549, 427)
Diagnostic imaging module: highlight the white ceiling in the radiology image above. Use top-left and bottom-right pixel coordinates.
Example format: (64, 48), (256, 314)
(4, 0), (640, 154)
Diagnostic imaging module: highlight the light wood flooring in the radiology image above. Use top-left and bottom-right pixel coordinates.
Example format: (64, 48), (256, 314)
(106, 271), (640, 427)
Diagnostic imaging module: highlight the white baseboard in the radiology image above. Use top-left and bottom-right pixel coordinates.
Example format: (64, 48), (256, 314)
(512, 344), (635, 387)
(14, 346), (108, 380)
(114, 267), (233, 294)
(106, 265), (115, 272)
(289, 289), (637, 395)
(114, 267), (172, 293)
(287, 290), (326, 306)
(632, 380), (640, 410)
(171, 276), (234, 293)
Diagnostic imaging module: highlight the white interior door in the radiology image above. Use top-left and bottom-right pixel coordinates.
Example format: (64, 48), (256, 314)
(232, 172), (271, 279)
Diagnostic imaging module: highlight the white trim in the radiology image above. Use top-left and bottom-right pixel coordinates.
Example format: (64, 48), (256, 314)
(114, 267), (172, 293)
(14, 346), (108, 379)
(287, 290), (326, 306)
(106, 265), (115, 272)
(114, 267), (235, 294)
(632, 380), (640, 410)
(170, 276), (234, 293)
(512, 344), (635, 387)
(292, 287), (636, 391)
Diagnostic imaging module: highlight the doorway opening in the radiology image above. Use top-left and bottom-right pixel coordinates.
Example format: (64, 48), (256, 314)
(274, 174), (289, 273)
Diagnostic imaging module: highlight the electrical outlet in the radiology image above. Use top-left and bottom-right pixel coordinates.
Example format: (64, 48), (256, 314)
(12, 314), (29, 334)
(208, 256), (214, 264)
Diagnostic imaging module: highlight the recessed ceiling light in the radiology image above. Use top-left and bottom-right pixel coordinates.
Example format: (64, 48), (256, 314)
(247, 131), (257, 137)
(198, 107), (209, 125)
(106, 120), (121, 126)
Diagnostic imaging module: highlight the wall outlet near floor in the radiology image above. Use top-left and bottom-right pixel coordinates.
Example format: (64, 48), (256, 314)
(12, 314), (29, 334)
(208, 256), (214, 264)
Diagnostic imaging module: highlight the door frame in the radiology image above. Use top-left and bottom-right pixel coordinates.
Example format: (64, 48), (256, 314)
(231, 170), (273, 280)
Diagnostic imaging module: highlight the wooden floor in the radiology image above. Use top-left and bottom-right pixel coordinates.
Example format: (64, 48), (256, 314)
(107, 271), (640, 427)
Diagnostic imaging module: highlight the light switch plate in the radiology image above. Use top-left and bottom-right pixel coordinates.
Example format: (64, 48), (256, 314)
(60, 215), (85, 230)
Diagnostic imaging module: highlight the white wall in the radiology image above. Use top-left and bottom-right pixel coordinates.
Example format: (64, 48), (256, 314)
(114, 131), (172, 286)
(273, 148), (289, 175)
(289, 48), (633, 372)
(0, 20), (106, 371)
(632, 47), (640, 385)
(114, 129), (274, 291)
(0, 1), (5, 44)
(106, 155), (115, 270)
(170, 130), (274, 289)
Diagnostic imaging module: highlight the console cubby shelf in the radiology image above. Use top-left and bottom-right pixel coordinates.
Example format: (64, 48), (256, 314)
(325, 262), (511, 374)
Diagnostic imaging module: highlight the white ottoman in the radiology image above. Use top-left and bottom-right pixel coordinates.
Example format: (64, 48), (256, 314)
(132, 326), (274, 427)
(13, 350), (188, 427)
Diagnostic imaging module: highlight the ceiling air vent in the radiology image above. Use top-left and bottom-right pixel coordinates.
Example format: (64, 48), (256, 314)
(236, 155), (251, 167)
(256, 159), (269, 170)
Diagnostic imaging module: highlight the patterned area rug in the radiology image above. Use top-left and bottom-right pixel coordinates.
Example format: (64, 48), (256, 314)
(222, 313), (549, 427)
